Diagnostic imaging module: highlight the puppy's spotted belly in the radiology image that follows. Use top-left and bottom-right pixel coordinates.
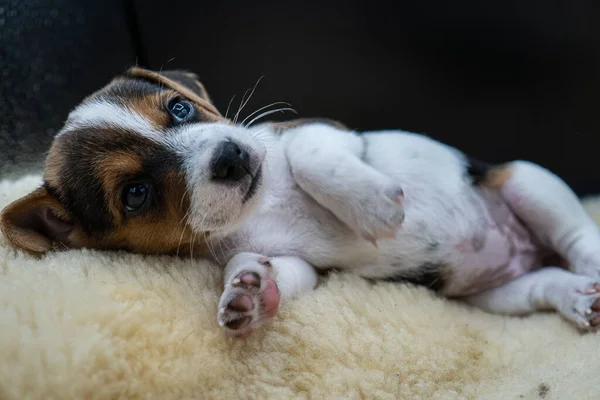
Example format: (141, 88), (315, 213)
(445, 190), (545, 296)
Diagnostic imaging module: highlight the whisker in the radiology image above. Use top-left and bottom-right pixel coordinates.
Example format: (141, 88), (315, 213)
(175, 208), (193, 257)
(175, 224), (188, 257)
(170, 186), (191, 254)
(233, 88), (251, 124)
(194, 211), (219, 262)
(241, 101), (291, 128)
(204, 232), (219, 262)
(233, 76), (264, 125)
(154, 61), (168, 105)
(189, 232), (195, 264)
(179, 188), (189, 211)
(220, 236), (233, 255)
(215, 236), (227, 262)
(247, 107), (297, 128)
(224, 94), (236, 120)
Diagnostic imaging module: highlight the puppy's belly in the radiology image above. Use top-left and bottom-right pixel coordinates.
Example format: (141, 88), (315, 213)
(444, 189), (545, 296)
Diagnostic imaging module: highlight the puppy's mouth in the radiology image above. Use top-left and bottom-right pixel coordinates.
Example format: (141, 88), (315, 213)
(242, 165), (262, 203)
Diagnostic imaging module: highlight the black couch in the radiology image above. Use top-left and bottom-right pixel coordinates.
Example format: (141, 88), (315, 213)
(2, 0), (600, 194)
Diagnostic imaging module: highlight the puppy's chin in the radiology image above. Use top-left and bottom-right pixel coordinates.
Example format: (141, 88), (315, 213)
(187, 162), (266, 236)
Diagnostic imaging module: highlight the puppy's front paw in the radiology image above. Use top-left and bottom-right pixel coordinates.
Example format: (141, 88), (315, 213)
(558, 281), (600, 330)
(217, 257), (280, 338)
(573, 257), (600, 279)
(346, 182), (405, 246)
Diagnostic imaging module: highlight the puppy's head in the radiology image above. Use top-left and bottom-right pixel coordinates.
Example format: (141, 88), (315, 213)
(0, 67), (266, 255)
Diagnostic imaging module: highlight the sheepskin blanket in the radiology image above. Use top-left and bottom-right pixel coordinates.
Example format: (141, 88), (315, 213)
(1, 175), (599, 400)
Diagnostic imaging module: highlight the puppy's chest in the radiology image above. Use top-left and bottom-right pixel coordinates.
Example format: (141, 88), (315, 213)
(230, 181), (353, 263)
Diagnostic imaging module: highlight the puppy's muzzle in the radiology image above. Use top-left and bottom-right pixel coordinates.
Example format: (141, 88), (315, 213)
(211, 141), (251, 182)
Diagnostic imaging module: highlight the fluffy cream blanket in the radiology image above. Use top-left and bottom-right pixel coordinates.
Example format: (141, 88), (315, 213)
(0, 175), (598, 400)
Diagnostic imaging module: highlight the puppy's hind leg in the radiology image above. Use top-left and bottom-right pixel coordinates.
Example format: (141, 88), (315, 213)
(463, 267), (600, 330)
(483, 161), (600, 278)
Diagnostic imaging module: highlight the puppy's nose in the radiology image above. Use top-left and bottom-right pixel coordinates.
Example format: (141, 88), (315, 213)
(211, 141), (251, 181)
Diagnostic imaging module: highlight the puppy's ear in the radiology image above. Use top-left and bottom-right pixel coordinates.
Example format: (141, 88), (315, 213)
(125, 67), (214, 104)
(0, 187), (83, 254)
(160, 70), (212, 101)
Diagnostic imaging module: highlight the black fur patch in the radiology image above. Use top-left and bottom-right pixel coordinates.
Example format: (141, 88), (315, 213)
(360, 134), (369, 162)
(52, 127), (181, 236)
(122, 69), (208, 100)
(100, 79), (162, 104)
(161, 70), (208, 99)
(465, 155), (491, 185)
(427, 241), (439, 251)
(384, 262), (449, 292)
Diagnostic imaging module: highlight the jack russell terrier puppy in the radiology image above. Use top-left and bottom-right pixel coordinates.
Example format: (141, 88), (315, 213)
(2, 67), (600, 338)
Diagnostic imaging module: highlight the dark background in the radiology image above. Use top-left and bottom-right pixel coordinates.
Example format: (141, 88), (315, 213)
(1, 0), (600, 194)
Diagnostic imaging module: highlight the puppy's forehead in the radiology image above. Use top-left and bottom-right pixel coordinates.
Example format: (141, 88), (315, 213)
(62, 75), (223, 139)
(65, 81), (165, 138)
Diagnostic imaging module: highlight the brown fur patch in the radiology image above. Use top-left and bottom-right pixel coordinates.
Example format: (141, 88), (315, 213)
(482, 164), (514, 189)
(44, 141), (67, 193)
(97, 170), (203, 255)
(160, 70), (212, 102)
(97, 152), (144, 226)
(126, 67), (223, 119)
(0, 187), (89, 254)
(128, 92), (172, 129)
(272, 118), (348, 134)
(2, 67), (230, 256)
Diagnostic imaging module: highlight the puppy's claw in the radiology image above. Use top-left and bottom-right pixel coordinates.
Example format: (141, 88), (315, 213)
(258, 256), (272, 266)
(368, 237), (379, 249)
(231, 278), (241, 286)
(385, 186), (404, 204)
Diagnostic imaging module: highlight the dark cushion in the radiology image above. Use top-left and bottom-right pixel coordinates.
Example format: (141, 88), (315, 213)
(2, 0), (599, 195)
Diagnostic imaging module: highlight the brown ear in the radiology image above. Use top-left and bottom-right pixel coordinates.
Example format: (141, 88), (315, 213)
(125, 67), (216, 107)
(0, 186), (79, 254)
(160, 70), (212, 101)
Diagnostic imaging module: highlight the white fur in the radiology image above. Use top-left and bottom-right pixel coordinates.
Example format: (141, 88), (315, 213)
(193, 123), (600, 334)
(169, 122), (267, 232)
(465, 267), (600, 329)
(55, 100), (600, 334)
(217, 125), (482, 273)
(61, 99), (165, 142)
(494, 161), (600, 277)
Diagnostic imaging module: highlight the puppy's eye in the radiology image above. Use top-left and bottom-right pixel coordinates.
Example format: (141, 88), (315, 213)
(122, 183), (149, 212)
(167, 99), (194, 122)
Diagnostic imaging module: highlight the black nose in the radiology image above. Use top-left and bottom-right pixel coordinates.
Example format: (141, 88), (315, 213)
(211, 141), (251, 181)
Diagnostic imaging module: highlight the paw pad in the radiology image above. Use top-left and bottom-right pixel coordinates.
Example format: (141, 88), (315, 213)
(584, 283), (600, 294)
(232, 271), (261, 288)
(225, 316), (252, 330)
(228, 294), (254, 312)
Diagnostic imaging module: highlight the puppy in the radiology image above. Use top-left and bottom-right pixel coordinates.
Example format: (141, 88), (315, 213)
(2, 67), (600, 337)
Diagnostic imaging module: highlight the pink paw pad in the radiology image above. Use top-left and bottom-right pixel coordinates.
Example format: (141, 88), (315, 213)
(581, 283), (600, 328)
(219, 270), (281, 336)
(583, 283), (600, 295)
(232, 271), (261, 288)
